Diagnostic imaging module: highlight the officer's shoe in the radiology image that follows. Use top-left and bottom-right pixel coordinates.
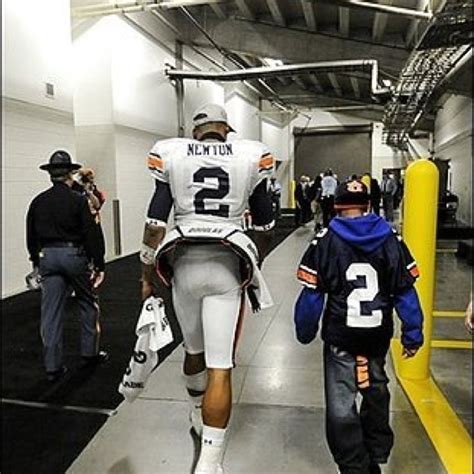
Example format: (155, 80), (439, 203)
(81, 350), (109, 367)
(46, 366), (68, 383)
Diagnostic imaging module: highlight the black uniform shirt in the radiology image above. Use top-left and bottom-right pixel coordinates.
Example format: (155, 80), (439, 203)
(26, 182), (105, 270)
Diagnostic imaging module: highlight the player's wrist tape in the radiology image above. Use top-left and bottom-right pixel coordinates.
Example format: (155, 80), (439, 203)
(140, 243), (156, 266)
(253, 220), (275, 232)
(146, 217), (167, 228)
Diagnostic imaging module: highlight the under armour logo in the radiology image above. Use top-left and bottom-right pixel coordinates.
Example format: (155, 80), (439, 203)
(204, 439), (213, 445)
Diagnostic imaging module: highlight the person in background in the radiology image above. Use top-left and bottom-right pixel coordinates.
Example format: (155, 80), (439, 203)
(308, 174), (323, 232)
(26, 151), (108, 382)
(370, 176), (381, 216)
(141, 104), (275, 474)
(72, 168), (106, 222)
(320, 168), (338, 227)
(294, 178), (423, 474)
(381, 172), (397, 222)
(294, 175), (312, 226)
(269, 177), (282, 220)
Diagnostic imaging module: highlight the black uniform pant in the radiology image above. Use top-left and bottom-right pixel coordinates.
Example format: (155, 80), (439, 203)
(324, 344), (394, 474)
(320, 196), (335, 227)
(382, 195), (394, 222)
(39, 246), (101, 372)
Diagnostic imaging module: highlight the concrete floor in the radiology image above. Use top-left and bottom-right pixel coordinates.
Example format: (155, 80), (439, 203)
(68, 227), (472, 474)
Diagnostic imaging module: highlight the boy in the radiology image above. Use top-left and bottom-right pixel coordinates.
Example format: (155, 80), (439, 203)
(294, 179), (423, 474)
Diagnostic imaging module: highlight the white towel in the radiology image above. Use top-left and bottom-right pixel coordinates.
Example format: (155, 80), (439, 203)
(118, 297), (173, 403)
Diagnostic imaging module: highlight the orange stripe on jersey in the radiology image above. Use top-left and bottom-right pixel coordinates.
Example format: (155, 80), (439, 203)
(409, 265), (420, 278)
(297, 268), (317, 285)
(147, 155), (163, 170)
(259, 154), (274, 169)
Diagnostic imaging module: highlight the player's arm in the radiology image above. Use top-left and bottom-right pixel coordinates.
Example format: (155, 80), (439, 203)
(392, 238), (424, 357)
(141, 179), (173, 300)
(294, 240), (325, 344)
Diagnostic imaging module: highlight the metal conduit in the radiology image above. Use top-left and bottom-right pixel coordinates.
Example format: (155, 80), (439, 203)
(166, 60), (390, 96)
(311, 0), (433, 20)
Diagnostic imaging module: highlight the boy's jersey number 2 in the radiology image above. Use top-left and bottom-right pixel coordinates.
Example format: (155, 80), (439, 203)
(346, 263), (383, 328)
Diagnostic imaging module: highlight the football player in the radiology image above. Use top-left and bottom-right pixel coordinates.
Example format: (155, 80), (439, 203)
(294, 179), (423, 474)
(140, 104), (275, 474)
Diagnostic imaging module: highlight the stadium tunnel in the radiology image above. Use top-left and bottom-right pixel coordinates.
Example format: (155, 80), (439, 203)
(2, 1), (472, 473)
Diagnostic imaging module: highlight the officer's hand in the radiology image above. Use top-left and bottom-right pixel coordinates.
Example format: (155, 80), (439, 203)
(402, 347), (419, 358)
(141, 279), (155, 301)
(91, 271), (105, 289)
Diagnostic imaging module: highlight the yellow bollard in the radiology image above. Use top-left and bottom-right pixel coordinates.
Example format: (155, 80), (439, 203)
(399, 159), (439, 380)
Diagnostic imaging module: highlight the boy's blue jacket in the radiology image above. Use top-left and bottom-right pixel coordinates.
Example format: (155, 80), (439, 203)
(294, 214), (424, 354)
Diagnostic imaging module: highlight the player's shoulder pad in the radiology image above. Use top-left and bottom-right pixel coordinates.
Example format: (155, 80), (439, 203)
(149, 137), (191, 159)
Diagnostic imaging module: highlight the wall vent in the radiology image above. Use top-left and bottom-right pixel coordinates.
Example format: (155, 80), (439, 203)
(45, 82), (55, 98)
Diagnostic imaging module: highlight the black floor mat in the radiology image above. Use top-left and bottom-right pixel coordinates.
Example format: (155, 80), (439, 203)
(1, 218), (295, 472)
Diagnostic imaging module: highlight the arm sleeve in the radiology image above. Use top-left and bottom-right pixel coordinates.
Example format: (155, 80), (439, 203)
(80, 197), (105, 271)
(146, 180), (173, 227)
(394, 287), (424, 349)
(248, 179), (275, 231)
(296, 235), (325, 290)
(294, 287), (325, 344)
(26, 202), (40, 267)
(147, 146), (169, 184)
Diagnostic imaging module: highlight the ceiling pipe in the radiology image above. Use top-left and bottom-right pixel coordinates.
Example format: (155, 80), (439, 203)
(311, 0), (432, 20)
(166, 59), (390, 95)
(72, 0), (227, 17)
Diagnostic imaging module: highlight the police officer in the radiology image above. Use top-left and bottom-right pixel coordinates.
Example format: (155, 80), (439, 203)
(26, 150), (108, 382)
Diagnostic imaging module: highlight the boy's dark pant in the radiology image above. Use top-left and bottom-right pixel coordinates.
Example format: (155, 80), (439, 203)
(324, 344), (394, 474)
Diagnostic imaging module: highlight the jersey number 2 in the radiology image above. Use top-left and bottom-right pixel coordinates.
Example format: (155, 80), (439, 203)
(193, 167), (230, 218)
(346, 263), (383, 328)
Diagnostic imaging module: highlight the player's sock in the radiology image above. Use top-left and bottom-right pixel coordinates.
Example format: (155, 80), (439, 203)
(184, 370), (207, 436)
(195, 425), (226, 473)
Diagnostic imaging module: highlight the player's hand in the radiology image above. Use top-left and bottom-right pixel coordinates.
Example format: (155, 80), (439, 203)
(141, 279), (155, 301)
(402, 347), (419, 358)
(91, 270), (105, 289)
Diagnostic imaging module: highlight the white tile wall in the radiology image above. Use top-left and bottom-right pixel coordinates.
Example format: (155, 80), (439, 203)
(435, 95), (473, 225)
(115, 126), (164, 256)
(2, 98), (76, 297)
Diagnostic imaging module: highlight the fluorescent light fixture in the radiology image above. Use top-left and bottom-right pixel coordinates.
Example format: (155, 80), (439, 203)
(159, 0), (225, 8)
(263, 58), (284, 67)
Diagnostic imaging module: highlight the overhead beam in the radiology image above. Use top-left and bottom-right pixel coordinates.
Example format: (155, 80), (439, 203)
(300, 0), (317, 31)
(293, 76), (307, 90)
(350, 76), (361, 98)
(338, 7), (350, 37)
(328, 73), (343, 97)
(405, 0), (430, 47)
(309, 74), (324, 93)
(183, 18), (410, 75)
(235, 0), (255, 20)
(266, 0), (286, 26)
(310, 0), (432, 20)
(372, 0), (392, 42)
(209, 3), (226, 19)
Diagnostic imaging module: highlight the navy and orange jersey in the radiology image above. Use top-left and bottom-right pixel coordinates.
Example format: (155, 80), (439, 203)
(297, 215), (422, 355)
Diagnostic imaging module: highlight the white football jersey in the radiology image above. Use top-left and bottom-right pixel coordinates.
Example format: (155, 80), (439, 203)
(147, 138), (275, 227)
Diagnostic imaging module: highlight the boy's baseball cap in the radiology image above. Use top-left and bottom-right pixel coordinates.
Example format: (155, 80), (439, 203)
(192, 104), (236, 132)
(334, 179), (370, 210)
